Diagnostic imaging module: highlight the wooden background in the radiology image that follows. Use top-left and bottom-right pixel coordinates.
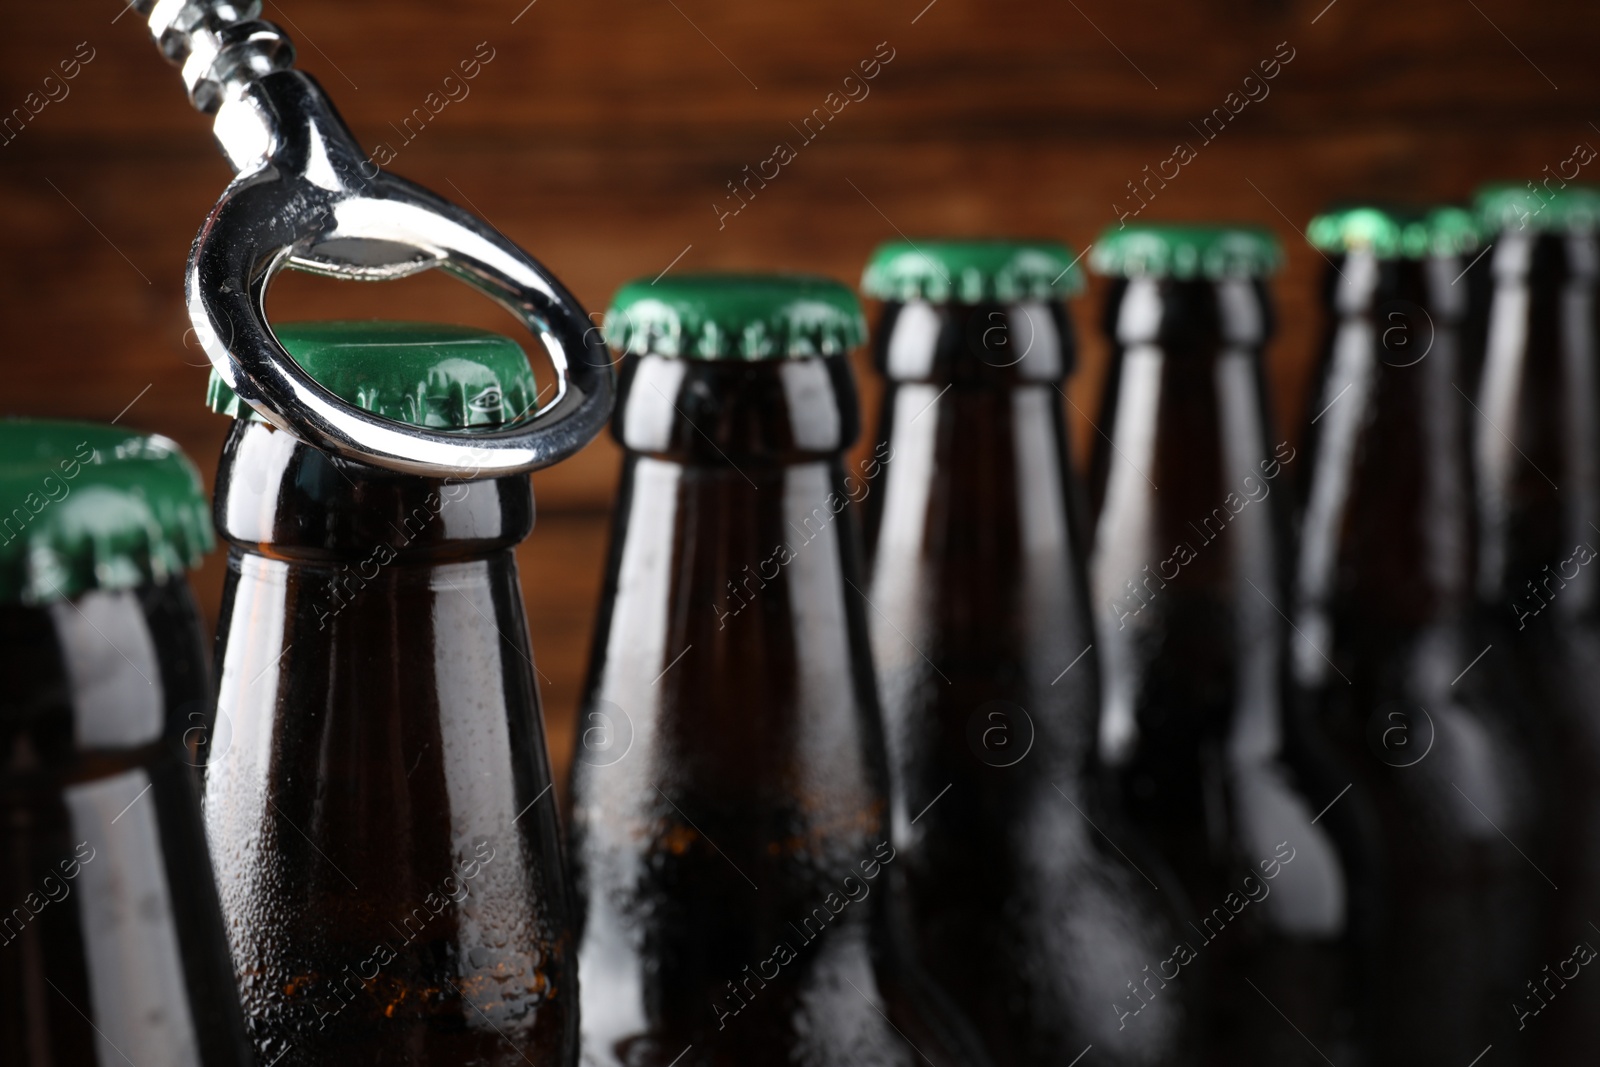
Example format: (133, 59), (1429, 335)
(3, 0), (1597, 784)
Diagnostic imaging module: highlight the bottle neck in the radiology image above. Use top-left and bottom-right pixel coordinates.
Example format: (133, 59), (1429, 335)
(872, 299), (1075, 383)
(582, 351), (884, 853)
(0, 580), (207, 779)
(572, 436), (927, 1066)
(213, 420), (533, 563)
(1088, 277), (1285, 584)
(1296, 253), (1476, 647)
(613, 353), (859, 463)
(574, 443), (889, 915)
(1087, 278), (1291, 764)
(207, 471), (567, 1053)
(866, 300), (1096, 774)
(1476, 229), (1600, 626)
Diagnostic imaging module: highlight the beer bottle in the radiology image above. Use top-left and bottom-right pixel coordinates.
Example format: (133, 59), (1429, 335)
(857, 239), (1199, 1067)
(1471, 183), (1600, 1063)
(0, 419), (252, 1065)
(570, 274), (988, 1067)
(204, 322), (574, 1065)
(1086, 224), (1369, 1067)
(1294, 204), (1548, 1065)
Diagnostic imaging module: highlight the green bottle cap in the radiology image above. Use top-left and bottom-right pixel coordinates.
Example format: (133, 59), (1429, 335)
(206, 321), (539, 428)
(1475, 182), (1600, 234)
(860, 238), (1086, 303)
(1089, 223), (1283, 280)
(1306, 205), (1480, 258)
(0, 420), (213, 605)
(606, 274), (866, 360)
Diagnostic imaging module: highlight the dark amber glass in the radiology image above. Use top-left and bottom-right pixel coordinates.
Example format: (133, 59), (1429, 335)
(1295, 248), (1547, 1065)
(570, 351), (986, 1067)
(206, 420), (574, 1065)
(862, 297), (1199, 1066)
(1088, 276), (1370, 1067)
(0, 579), (252, 1065)
(1472, 225), (1599, 1063)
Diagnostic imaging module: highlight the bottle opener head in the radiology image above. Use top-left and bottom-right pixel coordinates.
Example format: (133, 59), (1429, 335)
(135, 1), (614, 477)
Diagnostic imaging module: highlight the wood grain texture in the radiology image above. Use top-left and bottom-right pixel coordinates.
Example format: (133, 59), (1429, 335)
(2, 0), (1595, 784)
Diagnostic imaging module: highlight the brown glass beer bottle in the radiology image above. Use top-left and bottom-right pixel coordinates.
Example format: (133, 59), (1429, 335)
(857, 239), (1200, 1067)
(204, 322), (575, 1065)
(0, 419), (252, 1065)
(1294, 205), (1547, 1065)
(1086, 224), (1371, 1067)
(570, 274), (988, 1067)
(1470, 183), (1600, 1063)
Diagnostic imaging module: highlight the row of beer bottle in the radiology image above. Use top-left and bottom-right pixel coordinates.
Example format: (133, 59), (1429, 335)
(573, 185), (1596, 1067)
(2, 178), (1595, 1067)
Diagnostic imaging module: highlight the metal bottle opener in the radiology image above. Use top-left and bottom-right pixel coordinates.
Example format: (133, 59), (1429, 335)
(132, 0), (613, 476)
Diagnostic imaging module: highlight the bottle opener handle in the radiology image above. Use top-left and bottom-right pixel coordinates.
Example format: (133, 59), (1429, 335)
(133, 1), (613, 477)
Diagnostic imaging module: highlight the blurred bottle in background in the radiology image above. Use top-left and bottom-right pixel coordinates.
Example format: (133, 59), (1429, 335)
(1087, 224), (1370, 1067)
(204, 324), (575, 1066)
(0, 420), (252, 1065)
(858, 239), (1199, 1067)
(1471, 183), (1600, 1063)
(569, 275), (989, 1067)
(1294, 205), (1546, 1065)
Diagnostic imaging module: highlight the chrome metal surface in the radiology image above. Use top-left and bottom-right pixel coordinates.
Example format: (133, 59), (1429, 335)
(133, 1), (613, 476)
